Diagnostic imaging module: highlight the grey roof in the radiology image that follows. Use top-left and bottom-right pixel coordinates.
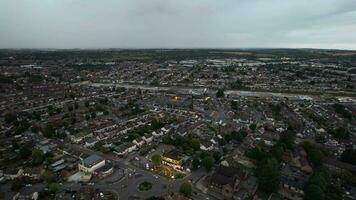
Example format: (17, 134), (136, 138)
(82, 154), (104, 168)
(281, 176), (305, 190)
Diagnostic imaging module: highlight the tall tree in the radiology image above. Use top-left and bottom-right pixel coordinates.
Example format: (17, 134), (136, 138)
(151, 154), (162, 167)
(202, 156), (215, 172)
(179, 182), (192, 197)
(216, 89), (225, 98)
(256, 158), (280, 194)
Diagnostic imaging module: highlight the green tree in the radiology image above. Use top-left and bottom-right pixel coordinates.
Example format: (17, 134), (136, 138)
(151, 154), (162, 167)
(192, 157), (200, 170)
(249, 123), (257, 131)
(179, 182), (192, 197)
(74, 102), (79, 109)
(302, 142), (326, 167)
(216, 89), (225, 98)
(15, 119), (30, 134)
(85, 101), (90, 107)
(42, 170), (56, 183)
(256, 158), (280, 194)
(4, 112), (17, 124)
(31, 149), (45, 165)
(91, 112), (96, 119)
(230, 79), (243, 89)
(304, 185), (325, 200)
(189, 138), (200, 151)
(304, 167), (333, 200)
(85, 114), (90, 120)
(340, 148), (356, 165)
(278, 132), (295, 150)
(245, 147), (268, 161)
(19, 145), (31, 159)
(43, 124), (55, 138)
(271, 145), (284, 162)
(11, 178), (24, 191)
(213, 151), (222, 163)
(47, 183), (58, 195)
(202, 156), (215, 172)
(330, 127), (350, 140)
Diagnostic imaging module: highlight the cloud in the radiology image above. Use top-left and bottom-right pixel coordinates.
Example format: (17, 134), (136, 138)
(0, 0), (355, 49)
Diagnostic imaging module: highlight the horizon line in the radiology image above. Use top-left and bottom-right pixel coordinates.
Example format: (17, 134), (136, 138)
(0, 47), (356, 51)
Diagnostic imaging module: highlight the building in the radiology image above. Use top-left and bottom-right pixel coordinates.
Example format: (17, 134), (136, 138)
(133, 139), (145, 147)
(161, 150), (184, 172)
(200, 140), (214, 151)
(142, 134), (154, 143)
(115, 143), (137, 156)
(78, 154), (105, 173)
(281, 176), (305, 200)
(84, 137), (98, 148)
(209, 165), (247, 199)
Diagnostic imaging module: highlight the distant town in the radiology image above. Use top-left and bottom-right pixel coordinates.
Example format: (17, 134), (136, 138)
(0, 48), (355, 200)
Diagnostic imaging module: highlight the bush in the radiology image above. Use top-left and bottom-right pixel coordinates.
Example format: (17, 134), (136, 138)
(179, 182), (192, 197)
(138, 181), (153, 191)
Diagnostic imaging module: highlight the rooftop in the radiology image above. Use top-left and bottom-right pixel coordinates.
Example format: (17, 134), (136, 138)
(81, 154), (104, 168)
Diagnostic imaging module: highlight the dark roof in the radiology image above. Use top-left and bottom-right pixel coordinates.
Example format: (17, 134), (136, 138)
(162, 149), (183, 161)
(210, 165), (245, 187)
(81, 154), (104, 168)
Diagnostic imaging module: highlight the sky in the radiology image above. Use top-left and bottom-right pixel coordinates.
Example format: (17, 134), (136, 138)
(1, 0), (356, 49)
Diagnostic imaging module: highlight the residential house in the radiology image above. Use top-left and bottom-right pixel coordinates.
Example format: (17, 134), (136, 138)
(115, 143), (137, 156)
(133, 139), (145, 147)
(209, 165), (247, 199)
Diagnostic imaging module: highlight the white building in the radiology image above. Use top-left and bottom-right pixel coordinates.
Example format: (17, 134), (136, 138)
(115, 143), (137, 156)
(78, 155), (105, 173)
(133, 139), (145, 147)
(142, 134), (153, 143)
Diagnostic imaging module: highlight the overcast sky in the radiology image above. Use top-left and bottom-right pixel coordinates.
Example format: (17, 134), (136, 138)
(1, 0), (356, 49)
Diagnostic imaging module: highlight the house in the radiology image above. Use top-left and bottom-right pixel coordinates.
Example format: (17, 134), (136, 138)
(234, 175), (258, 200)
(115, 143), (137, 156)
(51, 159), (67, 173)
(200, 140), (214, 151)
(281, 176), (305, 200)
(23, 168), (43, 179)
(133, 139), (145, 147)
(84, 137), (98, 148)
(51, 159), (65, 168)
(78, 154), (106, 173)
(290, 148), (313, 174)
(161, 150), (184, 172)
(152, 131), (158, 137)
(209, 165), (247, 199)
(70, 132), (92, 143)
(161, 127), (170, 134)
(142, 134), (154, 143)
(2, 168), (23, 180)
(280, 165), (309, 200)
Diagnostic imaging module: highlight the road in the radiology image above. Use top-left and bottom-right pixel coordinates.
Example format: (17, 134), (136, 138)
(0, 142), (214, 200)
